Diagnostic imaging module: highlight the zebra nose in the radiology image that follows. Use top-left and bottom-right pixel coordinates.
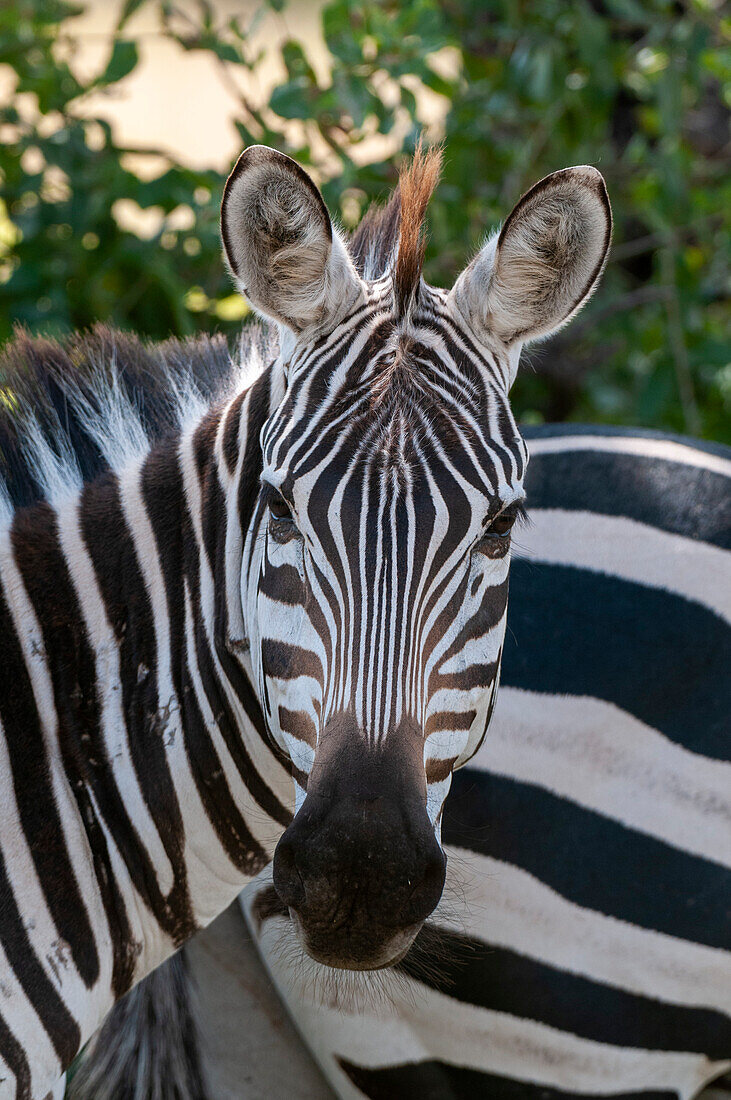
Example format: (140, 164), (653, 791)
(272, 801), (446, 929)
(271, 835), (306, 912)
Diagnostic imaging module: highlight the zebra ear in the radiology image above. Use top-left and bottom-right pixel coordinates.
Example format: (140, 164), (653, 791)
(449, 166), (612, 350)
(221, 145), (361, 331)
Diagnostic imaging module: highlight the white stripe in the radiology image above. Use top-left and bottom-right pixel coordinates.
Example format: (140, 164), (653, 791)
(0, 539), (112, 1005)
(81, 779), (163, 989)
(15, 412), (82, 505)
(515, 509), (731, 621)
(438, 848), (731, 1013)
(527, 433), (731, 478)
(437, 612), (507, 674)
(119, 461), (256, 919)
(48, 1075), (67, 1100)
(0, 938), (61, 1100)
(179, 428), (291, 840)
(0, 480), (12, 529)
(478, 688), (731, 867)
(118, 460), (183, 748)
(55, 500), (175, 897)
(220, 397), (248, 648)
(0, 720), (96, 1015)
(181, 581), (280, 865)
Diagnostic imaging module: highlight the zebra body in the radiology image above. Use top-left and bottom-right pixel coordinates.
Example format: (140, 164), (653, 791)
(242, 424), (731, 1099)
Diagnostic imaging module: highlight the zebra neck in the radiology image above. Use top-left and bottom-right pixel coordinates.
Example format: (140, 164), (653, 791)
(103, 357), (293, 951)
(0, 358), (293, 1088)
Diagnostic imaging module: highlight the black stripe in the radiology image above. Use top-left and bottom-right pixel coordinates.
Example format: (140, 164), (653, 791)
(0, 846), (79, 1069)
(398, 927), (730, 1058)
(431, 575), (508, 669)
(234, 371), (302, 781)
(197, 454), (292, 828)
(259, 561), (308, 607)
(2, 508), (99, 988)
(222, 389), (246, 475)
(261, 639), (323, 683)
(141, 443), (271, 876)
(504, 560), (730, 760)
(185, 614), (271, 875)
(18, 488), (182, 942)
(281, 320), (392, 475)
(10, 501), (137, 999)
(0, 1011), (32, 1100)
(189, 591), (276, 867)
(524, 447), (730, 549)
(443, 771), (730, 950)
(707, 1075), (731, 1094)
(80, 472), (196, 944)
(338, 1058), (679, 1100)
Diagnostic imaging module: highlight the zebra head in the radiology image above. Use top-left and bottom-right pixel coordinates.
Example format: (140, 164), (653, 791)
(222, 145), (611, 970)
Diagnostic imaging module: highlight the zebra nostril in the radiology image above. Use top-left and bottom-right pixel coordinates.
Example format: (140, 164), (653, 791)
(272, 838), (306, 912)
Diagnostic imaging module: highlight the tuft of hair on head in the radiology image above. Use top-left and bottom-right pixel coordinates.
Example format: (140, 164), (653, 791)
(393, 139), (443, 318)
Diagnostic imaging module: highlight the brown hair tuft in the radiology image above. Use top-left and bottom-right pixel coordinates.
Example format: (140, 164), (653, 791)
(393, 140), (442, 316)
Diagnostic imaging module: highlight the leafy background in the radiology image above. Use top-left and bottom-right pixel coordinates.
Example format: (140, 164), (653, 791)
(1, 0), (729, 441)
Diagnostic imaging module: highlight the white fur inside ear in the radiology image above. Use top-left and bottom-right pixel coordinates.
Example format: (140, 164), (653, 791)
(450, 166), (612, 350)
(221, 147), (362, 332)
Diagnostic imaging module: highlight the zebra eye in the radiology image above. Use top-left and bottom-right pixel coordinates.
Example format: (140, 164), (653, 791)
(489, 511), (516, 538)
(475, 504), (524, 556)
(268, 494), (292, 521)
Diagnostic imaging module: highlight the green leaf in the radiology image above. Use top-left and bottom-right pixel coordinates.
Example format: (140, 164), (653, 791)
(270, 80), (312, 120)
(97, 39), (138, 86)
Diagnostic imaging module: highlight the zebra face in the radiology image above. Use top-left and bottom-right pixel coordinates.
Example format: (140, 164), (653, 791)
(222, 145), (611, 968)
(250, 304), (526, 968)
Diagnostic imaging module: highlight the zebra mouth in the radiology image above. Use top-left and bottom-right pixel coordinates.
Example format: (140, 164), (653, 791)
(288, 909), (422, 971)
(316, 942), (414, 972)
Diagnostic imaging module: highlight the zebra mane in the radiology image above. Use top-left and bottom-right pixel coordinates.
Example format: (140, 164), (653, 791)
(0, 321), (276, 515)
(349, 142), (443, 314)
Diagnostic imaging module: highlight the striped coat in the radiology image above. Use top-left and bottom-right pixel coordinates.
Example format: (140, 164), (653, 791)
(0, 325), (294, 1099)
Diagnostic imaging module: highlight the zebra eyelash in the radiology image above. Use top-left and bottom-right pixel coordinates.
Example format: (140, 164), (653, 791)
(260, 479), (292, 515)
(260, 480), (304, 546)
(510, 499), (529, 527)
(485, 499), (529, 533)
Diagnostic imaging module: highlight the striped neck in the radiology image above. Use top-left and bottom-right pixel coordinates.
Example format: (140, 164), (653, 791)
(0, 355), (293, 1089)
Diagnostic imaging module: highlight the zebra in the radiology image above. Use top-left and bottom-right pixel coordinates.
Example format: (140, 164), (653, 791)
(0, 141), (613, 1098)
(4, 146), (725, 1100)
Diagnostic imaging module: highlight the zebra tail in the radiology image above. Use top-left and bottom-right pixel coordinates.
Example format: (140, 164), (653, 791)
(68, 950), (208, 1100)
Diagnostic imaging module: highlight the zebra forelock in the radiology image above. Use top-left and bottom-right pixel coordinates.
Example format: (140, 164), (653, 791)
(349, 142), (442, 319)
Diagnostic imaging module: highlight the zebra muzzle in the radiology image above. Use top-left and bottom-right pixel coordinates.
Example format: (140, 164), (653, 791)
(272, 713), (446, 970)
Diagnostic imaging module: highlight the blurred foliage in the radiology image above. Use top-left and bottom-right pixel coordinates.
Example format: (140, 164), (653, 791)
(0, 0), (729, 439)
